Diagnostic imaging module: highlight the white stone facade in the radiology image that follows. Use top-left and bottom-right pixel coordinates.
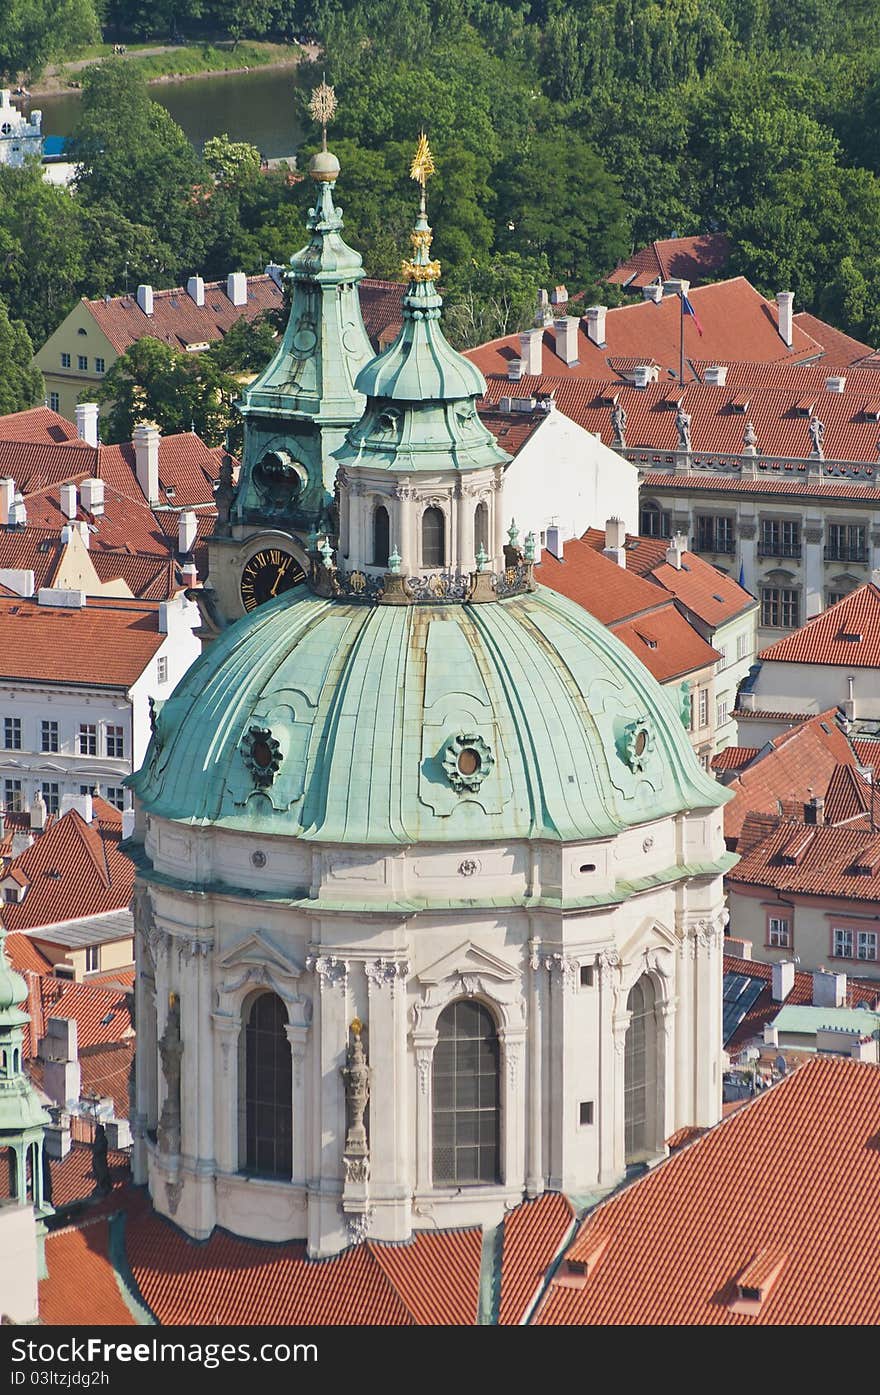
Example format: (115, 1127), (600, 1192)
(131, 806), (727, 1257)
(0, 91), (42, 168)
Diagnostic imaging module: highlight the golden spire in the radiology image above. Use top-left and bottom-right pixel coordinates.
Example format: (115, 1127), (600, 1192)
(410, 132), (436, 194)
(308, 77), (337, 153)
(402, 133), (441, 283)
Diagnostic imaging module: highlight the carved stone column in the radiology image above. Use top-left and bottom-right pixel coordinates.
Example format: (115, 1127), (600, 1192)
(498, 1025), (526, 1191)
(544, 952), (579, 1192)
(526, 939), (544, 1197)
(611, 1007), (631, 1181)
(211, 1012), (241, 1174)
(597, 950), (621, 1186)
(804, 518), (825, 619)
(412, 1033), (437, 1194)
(363, 957), (410, 1243)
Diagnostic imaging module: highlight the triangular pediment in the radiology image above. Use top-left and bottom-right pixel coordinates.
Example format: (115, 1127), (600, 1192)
(218, 932), (301, 981)
(417, 940), (518, 987)
(618, 917), (678, 964)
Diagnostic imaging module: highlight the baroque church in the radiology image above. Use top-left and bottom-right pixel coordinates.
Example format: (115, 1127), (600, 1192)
(126, 120), (733, 1258)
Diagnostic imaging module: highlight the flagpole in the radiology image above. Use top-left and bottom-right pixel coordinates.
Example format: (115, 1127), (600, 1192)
(679, 290), (685, 385)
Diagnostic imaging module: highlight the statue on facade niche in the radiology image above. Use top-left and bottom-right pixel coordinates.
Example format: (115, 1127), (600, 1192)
(214, 454), (235, 535)
(743, 420), (757, 451)
(341, 1018), (370, 1157)
(611, 402), (627, 447)
(158, 992), (183, 1156)
(675, 405), (692, 452)
(809, 415), (825, 458)
(92, 1122), (112, 1195)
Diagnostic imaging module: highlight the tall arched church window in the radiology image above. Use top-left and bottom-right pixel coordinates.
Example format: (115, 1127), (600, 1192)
(624, 975), (658, 1163)
(422, 506), (445, 568)
(474, 501), (489, 557)
(243, 991), (292, 1179)
(432, 1000), (500, 1186)
(373, 504), (390, 567)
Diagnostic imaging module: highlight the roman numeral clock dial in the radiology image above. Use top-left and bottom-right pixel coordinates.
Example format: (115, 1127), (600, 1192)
(240, 548), (305, 613)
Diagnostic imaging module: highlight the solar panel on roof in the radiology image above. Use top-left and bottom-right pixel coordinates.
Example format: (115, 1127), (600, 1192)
(722, 971), (765, 1046)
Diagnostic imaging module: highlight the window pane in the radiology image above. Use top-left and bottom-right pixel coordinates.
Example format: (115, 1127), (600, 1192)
(243, 992), (292, 1179)
(422, 507), (445, 567)
(432, 999), (500, 1187)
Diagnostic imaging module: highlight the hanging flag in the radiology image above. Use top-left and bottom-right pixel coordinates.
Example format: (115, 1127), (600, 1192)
(680, 290), (704, 336)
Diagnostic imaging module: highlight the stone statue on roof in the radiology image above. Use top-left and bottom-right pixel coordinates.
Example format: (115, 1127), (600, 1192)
(675, 405), (691, 453)
(611, 402), (627, 447)
(809, 415), (825, 459)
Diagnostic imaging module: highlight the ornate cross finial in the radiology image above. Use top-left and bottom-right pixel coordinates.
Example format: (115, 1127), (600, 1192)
(410, 131), (436, 208)
(308, 78), (337, 152)
(402, 133), (441, 283)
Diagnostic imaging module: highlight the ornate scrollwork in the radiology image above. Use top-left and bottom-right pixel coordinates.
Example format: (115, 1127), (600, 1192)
(442, 733), (494, 792)
(622, 717), (654, 773)
(598, 949), (621, 986)
(306, 953), (349, 991)
(493, 564), (534, 599)
(407, 569), (471, 603)
(544, 953), (580, 991)
(241, 726), (282, 789)
(364, 958), (410, 992)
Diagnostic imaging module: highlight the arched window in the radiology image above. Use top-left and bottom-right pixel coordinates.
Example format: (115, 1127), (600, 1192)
(474, 501), (489, 558)
(639, 501), (671, 538)
(432, 1000), (500, 1186)
(243, 992), (292, 1179)
(373, 504), (390, 567)
(624, 976), (658, 1164)
(422, 506), (445, 568)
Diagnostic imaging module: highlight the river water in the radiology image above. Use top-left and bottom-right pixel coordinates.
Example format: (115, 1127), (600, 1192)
(28, 66), (307, 160)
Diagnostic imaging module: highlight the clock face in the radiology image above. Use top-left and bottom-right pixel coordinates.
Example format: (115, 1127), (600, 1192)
(240, 548), (305, 613)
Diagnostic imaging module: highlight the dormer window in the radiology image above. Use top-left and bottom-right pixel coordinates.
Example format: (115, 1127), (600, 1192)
(728, 1250), (786, 1316)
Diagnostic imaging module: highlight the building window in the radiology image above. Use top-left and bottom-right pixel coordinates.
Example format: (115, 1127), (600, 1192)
(579, 1101), (594, 1126)
(79, 785), (93, 797)
(78, 723), (97, 756)
(106, 724), (124, 759)
(84, 945), (99, 973)
(827, 588), (853, 608)
(718, 645), (728, 668)
(688, 691), (695, 731)
(695, 515), (735, 555)
(432, 999), (500, 1187)
(3, 717), (21, 750)
(698, 688), (709, 729)
(77, 354), (87, 371)
(624, 976), (658, 1163)
(737, 633), (749, 661)
(105, 786), (125, 811)
(41, 720), (59, 753)
(768, 916), (790, 948)
(49, 393), (59, 412)
(826, 524), (867, 563)
(40, 783), (60, 815)
(95, 358), (105, 374)
(372, 504), (390, 568)
(3, 780), (23, 812)
(421, 507), (445, 568)
(242, 992), (292, 1179)
(640, 502), (671, 538)
(858, 931), (878, 961)
(717, 697), (729, 728)
(761, 587), (800, 629)
(833, 928), (854, 959)
(157, 656), (168, 684)
(760, 519), (800, 559)
(60, 353), (71, 368)
(474, 501), (489, 558)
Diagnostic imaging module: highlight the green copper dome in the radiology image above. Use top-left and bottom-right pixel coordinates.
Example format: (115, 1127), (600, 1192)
(129, 584), (725, 845)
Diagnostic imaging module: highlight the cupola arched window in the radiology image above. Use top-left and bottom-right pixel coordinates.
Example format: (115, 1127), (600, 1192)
(474, 501), (489, 558)
(422, 506), (445, 568)
(242, 991), (292, 1179)
(373, 504), (390, 567)
(432, 1000), (500, 1186)
(624, 975), (659, 1164)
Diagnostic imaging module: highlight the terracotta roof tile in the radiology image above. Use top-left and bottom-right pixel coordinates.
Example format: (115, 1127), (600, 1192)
(712, 746), (760, 773)
(84, 276), (283, 356)
(534, 1057), (880, 1324)
(643, 471), (878, 499)
(41, 1142), (131, 1211)
(0, 406), (81, 444)
(0, 801), (134, 934)
(0, 593), (167, 687)
(478, 408), (546, 457)
(853, 740), (880, 769)
(19, 972), (132, 1056)
(4, 931), (53, 975)
(608, 235), (731, 289)
(39, 1217), (136, 1326)
(79, 1040), (134, 1117)
(498, 1193), (575, 1325)
(722, 953), (880, 1051)
(580, 528), (755, 627)
(729, 809), (880, 900)
(792, 313), (875, 368)
(759, 584), (880, 666)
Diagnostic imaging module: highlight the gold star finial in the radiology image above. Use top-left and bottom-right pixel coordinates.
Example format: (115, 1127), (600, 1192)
(308, 78), (337, 152)
(410, 132), (436, 189)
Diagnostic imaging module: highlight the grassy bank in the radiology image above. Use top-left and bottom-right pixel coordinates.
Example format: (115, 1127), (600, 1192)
(29, 41), (308, 95)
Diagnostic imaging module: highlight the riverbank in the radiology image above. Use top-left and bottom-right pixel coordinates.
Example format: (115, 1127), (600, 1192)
(27, 41), (318, 98)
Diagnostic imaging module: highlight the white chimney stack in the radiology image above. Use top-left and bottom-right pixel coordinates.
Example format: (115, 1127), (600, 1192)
(585, 305), (607, 347)
(75, 402), (99, 447)
(60, 792), (93, 823)
(519, 328), (544, 376)
(663, 278), (690, 298)
(703, 365), (728, 386)
(603, 516), (627, 567)
(9, 491), (26, 526)
(0, 477), (14, 526)
(80, 477), (105, 516)
(227, 271), (247, 307)
(643, 282), (663, 303)
(136, 283), (154, 316)
(550, 284), (568, 306)
(777, 291), (794, 348)
(133, 422), (160, 505)
(632, 364), (656, 388)
(59, 482), (78, 520)
(186, 275), (205, 307)
(178, 509), (197, 555)
(553, 316), (580, 367)
(264, 263), (284, 291)
(507, 357), (524, 381)
(30, 789), (47, 833)
(665, 532), (687, 569)
(545, 525), (563, 559)
(771, 959), (796, 1003)
(813, 969), (847, 1008)
(825, 375), (846, 393)
(181, 560), (198, 588)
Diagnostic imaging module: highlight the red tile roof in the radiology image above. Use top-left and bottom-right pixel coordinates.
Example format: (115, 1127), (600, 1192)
(42, 1142), (131, 1211)
(580, 527), (756, 627)
(534, 1056), (880, 1324)
(792, 312), (874, 368)
(498, 1192), (575, 1325)
(39, 1217), (136, 1326)
(80, 1040), (133, 1118)
(853, 739), (880, 770)
(0, 593), (167, 687)
(723, 953), (880, 1050)
(478, 408), (546, 457)
(466, 279), (822, 382)
(712, 746), (760, 773)
(759, 584), (880, 667)
(4, 931), (53, 975)
(607, 234), (731, 289)
(1, 802), (134, 936)
(20, 971), (132, 1058)
(0, 406), (81, 444)
(729, 809), (880, 901)
(643, 471), (877, 499)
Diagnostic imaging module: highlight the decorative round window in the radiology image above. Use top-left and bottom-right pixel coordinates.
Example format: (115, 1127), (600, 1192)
(442, 733), (494, 792)
(241, 725), (282, 788)
(622, 718), (654, 774)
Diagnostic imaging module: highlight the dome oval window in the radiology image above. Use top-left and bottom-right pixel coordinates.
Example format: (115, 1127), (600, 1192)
(251, 739), (274, 769)
(457, 747), (481, 777)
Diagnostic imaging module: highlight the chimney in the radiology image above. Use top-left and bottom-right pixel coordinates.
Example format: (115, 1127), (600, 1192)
(136, 283), (154, 316)
(603, 516), (627, 568)
(725, 937), (752, 959)
(545, 525), (563, 559)
(59, 482), (78, 519)
(80, 477), (105, 516)
(519, 328), (544, 376)
(181, 560), (198, 588)
(665, 532), (687, 569)
(632, 364), (655, 388)
(227, 271), (248, 307)
(663, 278), (690, 298)
(29, 789), (47, 833)
(585, 305), (607, 347)
(776, 291), (793, 348)
(703, 365), (728, 386)
(813, 969), (846, 1008)
(0, 477), (14, 525)
(825, 375), (846, 393)
(60, 792), (93, 822)
(550, 284), (568, 306)
(264, 262), (285, 291)
(643, 282), (663, 304)
(9, 491), (26, 527)
(186, 274), (205, 307)
(40, 1017), (80, 1109)
(553, 316), (580, 367)
(771, 959), (795, 1002)
(178, 509), (197, 555)
(44, 1118), (72, 1161)
(75, 402), (99, 447)
(804, 795), (825, 825)
(507, 357), (524, 381)
(133, 422), (160, 505)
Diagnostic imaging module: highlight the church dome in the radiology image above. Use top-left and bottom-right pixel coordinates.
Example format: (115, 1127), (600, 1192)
(129, 581), (721, 845)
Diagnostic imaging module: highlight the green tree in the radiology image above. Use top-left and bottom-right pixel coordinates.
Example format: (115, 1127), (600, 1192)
(0, 295), (43, 415)
(443, 251), (552, 348)
(0, 0), (99, 80)
(96, 337), (242, 448)
(203, 135), (263, 185)
(207, 313), (277, 372)
(0, 163), (87, 345)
